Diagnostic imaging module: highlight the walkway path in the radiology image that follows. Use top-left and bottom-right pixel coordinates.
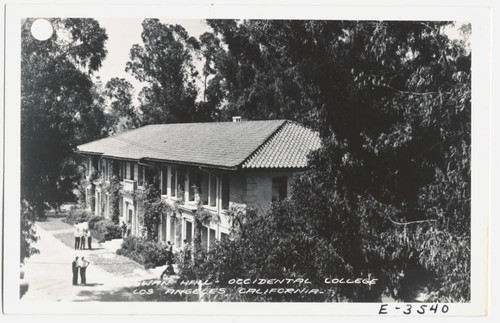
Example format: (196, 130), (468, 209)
(22, 218), (173, 302)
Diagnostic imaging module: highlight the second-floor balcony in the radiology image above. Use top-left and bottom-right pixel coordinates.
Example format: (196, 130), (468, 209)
(123, 179), (137, 193)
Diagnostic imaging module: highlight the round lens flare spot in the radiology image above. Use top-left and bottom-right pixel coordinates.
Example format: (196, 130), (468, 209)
(31, 19), (54, 41)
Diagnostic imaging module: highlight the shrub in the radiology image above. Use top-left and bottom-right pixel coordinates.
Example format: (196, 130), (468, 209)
(104, 222), (122, 241)
(90, 219), (122, 243)
(117, 236), (170, 269)
(63, 207), (91, 225)
(89, 219), (107, 243)
(88, 216), (105, 230)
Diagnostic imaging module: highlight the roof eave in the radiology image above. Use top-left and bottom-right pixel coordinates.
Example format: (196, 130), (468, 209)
(140, 157), (238, 171)
(75, 150), (103, 156)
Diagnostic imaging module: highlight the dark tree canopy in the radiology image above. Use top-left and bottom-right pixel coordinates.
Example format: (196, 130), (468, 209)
(126, 19), (200, 124)
(179, 20), (471, 302)
(105, 77), (141, 133)
(21, 18), (108, 217)
(20, 17), (471, 302)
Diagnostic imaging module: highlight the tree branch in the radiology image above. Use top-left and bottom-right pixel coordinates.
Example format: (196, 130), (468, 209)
(388, 215), (438, 226)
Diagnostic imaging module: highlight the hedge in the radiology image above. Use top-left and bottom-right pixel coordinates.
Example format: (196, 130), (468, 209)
(116, 236), (170, 269)
(63, 207), (92, 225)
(90, 219), (122, 243)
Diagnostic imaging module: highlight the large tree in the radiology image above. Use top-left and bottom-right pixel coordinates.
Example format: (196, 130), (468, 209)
(104, 77), (141, 134)
(21, 18), (108, 219)
(126, 19), (200, 124)
(180, 20), (471, 302)
(205, 20), (323, 125)
(194, 32), (225, 121)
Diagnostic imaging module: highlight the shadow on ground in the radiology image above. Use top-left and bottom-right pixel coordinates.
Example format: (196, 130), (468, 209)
(79, 283), (103, 287)
(74, 280), (186, 302)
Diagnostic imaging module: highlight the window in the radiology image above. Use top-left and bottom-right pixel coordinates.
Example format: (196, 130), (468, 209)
(188, 170), (199, 202)
(201, 226), (208, 250)
(120, 161), (127, 181)
(209, 174), (217, 207)
(170, 217), (176, 246)
(272, 176), (288, 202)
(177, 169), (186, 199)
(201, 173), (209, 205)
(92, 155), (99, 172)
(129, 162), (135, 180)
(118, 161), (123, 180)
(220, 232), (229, 241)
(188, 170), (207, 204)
(209, 229), (216, 248)
(161, 166), (168, 195)
(138, 164), (144, 186)
(105, 194), (109, 218)
(103, 159), (108, 180)
(96, 191), (101, 216)
(170, 168), (177, 197)
(221, 175), (230, 209)
(161, 214), (167, 242)
(152, 167), (161, 190)
(185, 221), (193, 243)
(112, 160), (119, 178)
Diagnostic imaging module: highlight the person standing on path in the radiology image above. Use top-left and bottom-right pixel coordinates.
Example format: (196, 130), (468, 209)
(166, 241), (173, 263)
(121, 221), (127, 238)
(76, 256), (83, 284)
(74, 226), (80, 250)
(80, 257), (90, 285)
(80, 228), (86, 250)
(72, 257), (79, 285)
(87, 230), (92, 250)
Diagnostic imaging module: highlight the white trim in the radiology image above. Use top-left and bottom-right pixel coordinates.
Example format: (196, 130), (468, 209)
(166, 166), (171, 197)
(184, 169), (190, 202)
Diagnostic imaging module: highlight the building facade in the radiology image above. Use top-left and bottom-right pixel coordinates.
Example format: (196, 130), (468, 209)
(77, 120), (321, 251)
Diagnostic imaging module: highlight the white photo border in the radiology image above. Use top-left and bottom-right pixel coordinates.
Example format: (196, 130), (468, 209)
(2, 0), (491, 316)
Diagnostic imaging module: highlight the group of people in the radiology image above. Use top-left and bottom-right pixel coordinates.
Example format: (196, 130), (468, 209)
(74, 225), (92, 250)
(71, 256), (90, 285)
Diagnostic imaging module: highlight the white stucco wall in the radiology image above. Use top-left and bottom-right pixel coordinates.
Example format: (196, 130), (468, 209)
(244, 170), (296, 214)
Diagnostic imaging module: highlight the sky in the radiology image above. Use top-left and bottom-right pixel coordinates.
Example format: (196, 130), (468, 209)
(94, 18), (210, 100)
(91, 19), (467, 105)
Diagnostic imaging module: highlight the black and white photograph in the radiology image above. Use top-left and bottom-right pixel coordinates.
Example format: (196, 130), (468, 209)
(2, 0), (492, 317)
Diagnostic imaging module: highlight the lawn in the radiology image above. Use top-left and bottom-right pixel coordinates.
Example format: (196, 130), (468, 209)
(87, 253), (147, 278)
(53, 232), (76, 249)
(37, 217), (73, 232)
(51, 230), (151, 277)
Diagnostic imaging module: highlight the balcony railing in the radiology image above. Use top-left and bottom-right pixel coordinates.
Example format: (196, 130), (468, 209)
(123, 179), (137, 193)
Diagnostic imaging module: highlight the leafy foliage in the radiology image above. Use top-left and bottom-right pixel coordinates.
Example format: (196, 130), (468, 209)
(21, 204), (40, 263)
(140, 184), (173, 240)
(63, 207), (92, 225)
(19, 18), (470, 301)
(100, 174), (122, 224)
(76, 174), (89, 209)
(89, 217), (122, 243)
(126, 19), (200, 124)
(87, 169), (100, 213)
(21, 18), (108, 219)
(117, 236), (170, 269)
(88, 215), (106, 230)
(179, 20), (471, 302)
(104, 77), (141, 133)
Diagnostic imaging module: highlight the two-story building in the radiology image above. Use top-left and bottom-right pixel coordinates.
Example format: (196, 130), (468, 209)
(76, 119), (321, 250)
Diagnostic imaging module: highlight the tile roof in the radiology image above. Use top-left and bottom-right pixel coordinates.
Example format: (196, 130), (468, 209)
(242, 121), (322, 169)
(77, 120), (321, 169)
